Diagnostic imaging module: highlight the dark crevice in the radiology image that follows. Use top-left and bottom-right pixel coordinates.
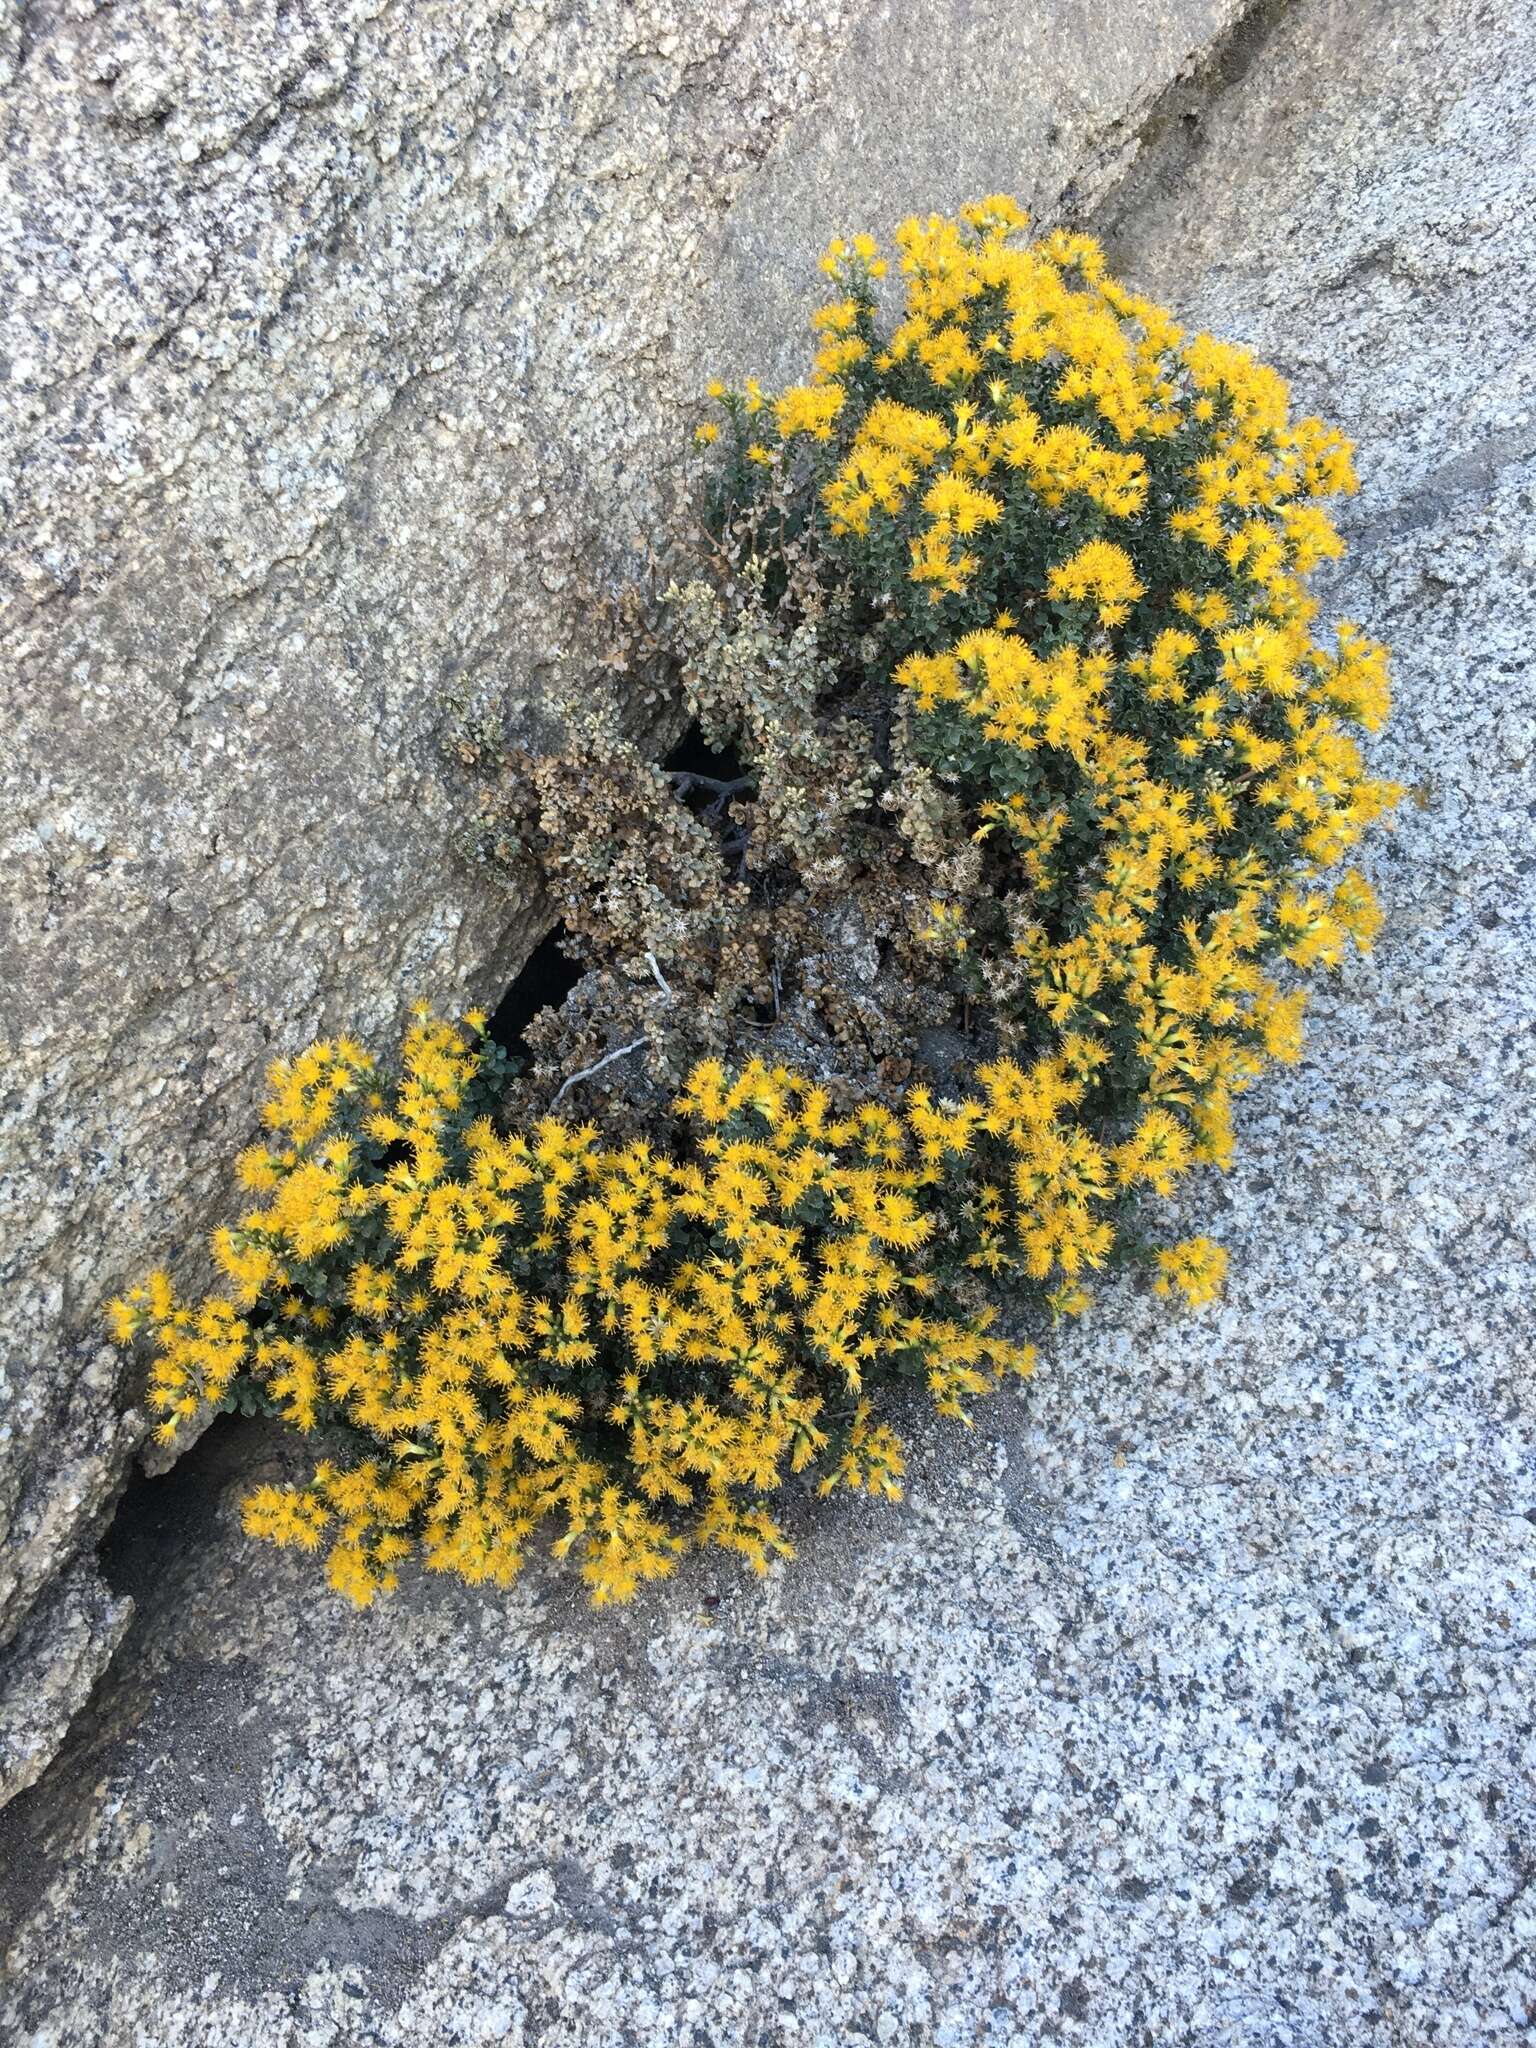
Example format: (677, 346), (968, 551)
(0, 1421), (273, 1870)
(663, 720), (753, 880)
(662, 718), (745, 785)
(7, 1418), (508, 2010)
(1084, 0), (1304, 249)
(487, 922), (584, 1062)
(99, 1414), (268, 1608)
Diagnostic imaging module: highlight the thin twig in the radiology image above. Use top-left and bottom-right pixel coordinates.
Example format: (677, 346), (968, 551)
(665, 771), (753, 799)
(645, 951), (673, 1001)
(667, 770), (755, 818)
(719, 825), (752, 878)
(551, 1037), (648, 1108)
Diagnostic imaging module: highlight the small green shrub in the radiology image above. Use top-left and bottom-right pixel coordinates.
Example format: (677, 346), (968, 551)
(694, 195), (1400, 1156)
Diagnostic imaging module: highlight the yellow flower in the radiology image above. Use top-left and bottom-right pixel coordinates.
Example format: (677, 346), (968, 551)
(1047, 539), (1145, 626)
(1155, 1236), (1228, 1307)
(775, 383), (845, 441)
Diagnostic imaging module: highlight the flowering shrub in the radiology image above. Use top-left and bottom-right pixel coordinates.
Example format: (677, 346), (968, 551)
(111, 199), (1397, 1609)
(699, 195), (1400, 1158)
(110, 1009), (1232, 1605)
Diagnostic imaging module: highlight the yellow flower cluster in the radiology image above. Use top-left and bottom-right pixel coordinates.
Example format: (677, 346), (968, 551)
(897, 600), (1393, 1146)
(1047, 538), (1145, 626)
(702, 198), (1401, 1263)
(110, 998), (1245, 1608)
(1154, 1235), (1229, 1308)
(126, 1013), (1224, 1606)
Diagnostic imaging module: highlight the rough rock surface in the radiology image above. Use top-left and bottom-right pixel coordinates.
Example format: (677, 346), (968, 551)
(685, 0), (1244, 394)
(0, 0), (1244, 1810)
(0, 0), (847, 1803)
(0, 1557), (131, 1807)
(4, 0), (1535, 2040)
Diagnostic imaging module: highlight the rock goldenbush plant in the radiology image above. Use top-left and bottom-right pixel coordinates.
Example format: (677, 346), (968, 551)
(694, 196), (1400, 1153)
(110, 1013), (1095, 1605)
(111, 199), (1398, 1607)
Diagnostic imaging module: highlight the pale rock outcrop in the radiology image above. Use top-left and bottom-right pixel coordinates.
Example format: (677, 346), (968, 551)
(0, 0), (1245, 1805)
(12, 3), (1530, 2042)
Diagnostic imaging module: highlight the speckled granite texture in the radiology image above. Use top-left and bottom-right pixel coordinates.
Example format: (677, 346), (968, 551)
(3, 0), (1534, 2039)
(0, 0), (1243, 1806)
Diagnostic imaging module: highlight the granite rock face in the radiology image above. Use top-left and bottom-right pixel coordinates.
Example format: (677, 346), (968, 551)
(0, 0), (849, 1800)
(685, 0), (1245, 394)
(5, 0), (1534, 2039)
(0, 0), (1247, 1808)
(0, 1557), (131, 1808)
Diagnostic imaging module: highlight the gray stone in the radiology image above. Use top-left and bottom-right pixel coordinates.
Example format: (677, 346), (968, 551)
(0, 1343), (140, 1805)
(0, 1556), (131, 1807)
(0, 0), (1246, 1805)
(6, 0), (1534, 2040)
(0, 0), (865, 1793)
(685, 0), (1245, 392)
